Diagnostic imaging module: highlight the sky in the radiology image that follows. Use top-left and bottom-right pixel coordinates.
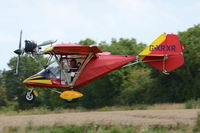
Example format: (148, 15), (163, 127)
(0, 0), (200, 70)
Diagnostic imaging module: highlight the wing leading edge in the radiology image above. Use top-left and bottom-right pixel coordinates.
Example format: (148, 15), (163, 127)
(43, 43), (102, 55)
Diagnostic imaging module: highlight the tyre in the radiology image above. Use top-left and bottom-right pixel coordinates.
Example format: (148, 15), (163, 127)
(24, 90), (36, 102)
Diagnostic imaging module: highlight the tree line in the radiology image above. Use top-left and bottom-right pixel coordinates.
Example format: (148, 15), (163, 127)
(0, 24), (200, 110)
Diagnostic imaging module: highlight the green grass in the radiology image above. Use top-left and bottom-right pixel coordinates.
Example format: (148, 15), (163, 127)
(1, 125), (195, 133)
(0, 122), (196, 133)
(185, 99), (200, 109)
(0, 125), (172, 133)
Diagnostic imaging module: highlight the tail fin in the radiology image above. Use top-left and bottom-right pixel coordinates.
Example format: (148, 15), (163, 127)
(139, 34), (184, 73)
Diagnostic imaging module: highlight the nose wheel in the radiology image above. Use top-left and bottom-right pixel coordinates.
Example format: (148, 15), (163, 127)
(25, 90), (36, 102)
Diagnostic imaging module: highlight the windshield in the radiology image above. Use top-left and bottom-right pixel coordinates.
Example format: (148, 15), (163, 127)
(36, 62), (60, 79)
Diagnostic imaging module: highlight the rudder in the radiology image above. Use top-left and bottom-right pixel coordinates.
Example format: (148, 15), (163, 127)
(139, 34), (184, 73)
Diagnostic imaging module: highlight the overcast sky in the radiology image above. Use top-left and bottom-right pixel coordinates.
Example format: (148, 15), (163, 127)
(0, 0), (200, 70)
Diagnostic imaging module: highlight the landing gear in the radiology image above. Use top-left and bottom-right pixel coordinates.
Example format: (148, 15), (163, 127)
(24, 90), (36, 102)
(24, 88), (83, 103)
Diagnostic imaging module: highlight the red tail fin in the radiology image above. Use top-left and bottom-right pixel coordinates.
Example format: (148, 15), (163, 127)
(139, 34), (184, 72)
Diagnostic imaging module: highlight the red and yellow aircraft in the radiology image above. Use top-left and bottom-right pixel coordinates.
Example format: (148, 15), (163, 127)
(14, 32), (184, 102)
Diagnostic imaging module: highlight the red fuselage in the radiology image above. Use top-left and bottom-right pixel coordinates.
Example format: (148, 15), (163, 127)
(23, 55), (136, 89)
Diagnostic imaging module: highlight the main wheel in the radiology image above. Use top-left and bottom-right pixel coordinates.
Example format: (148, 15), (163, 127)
(25, 90), (36, 102)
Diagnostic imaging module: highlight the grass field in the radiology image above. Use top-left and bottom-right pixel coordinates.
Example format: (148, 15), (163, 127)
(0, 123), (197, 133)
(0, 104), (199, 133)
(0, 109), (199, 132)
(0, 103), (186, 116)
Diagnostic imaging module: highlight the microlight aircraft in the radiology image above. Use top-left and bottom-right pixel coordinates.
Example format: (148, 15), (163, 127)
(14, 31), (184, 102)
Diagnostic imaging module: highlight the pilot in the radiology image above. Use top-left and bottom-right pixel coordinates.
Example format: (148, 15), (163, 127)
(69, 59), (79, 72)
(69, 59), (79, 83)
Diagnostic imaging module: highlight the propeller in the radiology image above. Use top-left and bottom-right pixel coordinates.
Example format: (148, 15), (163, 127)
(14, 30), (23, 75)
(13, 30), (57, 75)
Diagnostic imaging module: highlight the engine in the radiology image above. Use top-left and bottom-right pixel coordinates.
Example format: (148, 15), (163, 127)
(24, 40), (38, 54)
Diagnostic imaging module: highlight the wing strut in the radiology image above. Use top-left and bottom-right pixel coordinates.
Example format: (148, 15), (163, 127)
(54, 53), (94, 88)
(71, 52), (93, 87)
(54, 54), (71, 87)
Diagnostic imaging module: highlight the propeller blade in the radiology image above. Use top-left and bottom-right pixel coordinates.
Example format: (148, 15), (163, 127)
(14, 30), (23, 55)
(14, 30), (23, 75)
(19, 30), (22, 49)
(15, 55), (20, 75)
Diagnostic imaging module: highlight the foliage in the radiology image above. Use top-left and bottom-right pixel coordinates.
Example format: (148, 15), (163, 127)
(177, 24), (200, 101)
(0, 70), (6, 106)
(185, 99), (200, 109)
(119, 68), (152, 105)
(99, 38), (146, 55)
(79, 38), (96, 46)
(80, 76), (117, 109)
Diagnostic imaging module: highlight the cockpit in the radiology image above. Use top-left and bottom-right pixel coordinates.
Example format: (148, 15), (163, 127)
(32, 55), (84, 87)
(36, 62), (61, 79)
